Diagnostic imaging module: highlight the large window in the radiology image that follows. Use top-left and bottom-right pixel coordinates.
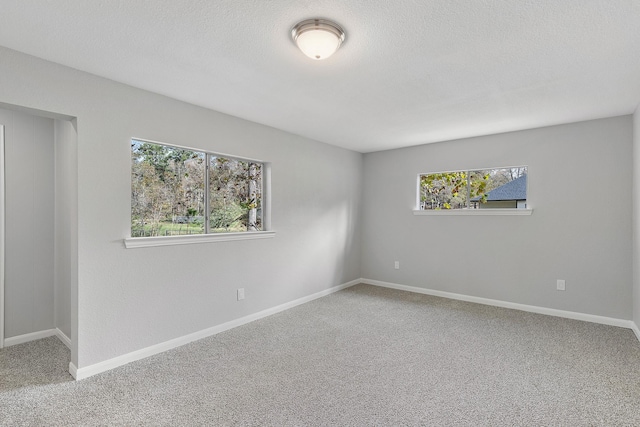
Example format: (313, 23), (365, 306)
(419, 166), (528, 210)
(131, 139), (263, 237)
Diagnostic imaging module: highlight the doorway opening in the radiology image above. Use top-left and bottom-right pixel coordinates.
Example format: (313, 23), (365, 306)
(0, 105), (77, 380)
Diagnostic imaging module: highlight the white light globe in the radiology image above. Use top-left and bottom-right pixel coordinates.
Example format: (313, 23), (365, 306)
(291, 19), (345, 61)
(296, 29), (341, 60)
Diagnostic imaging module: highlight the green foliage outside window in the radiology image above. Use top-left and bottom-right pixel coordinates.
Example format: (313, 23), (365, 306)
(131, 140), (262, 237)
(420, 167), (526, 210)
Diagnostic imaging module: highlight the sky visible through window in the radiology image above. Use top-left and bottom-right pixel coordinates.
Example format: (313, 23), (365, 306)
(420, 166), (527, 210)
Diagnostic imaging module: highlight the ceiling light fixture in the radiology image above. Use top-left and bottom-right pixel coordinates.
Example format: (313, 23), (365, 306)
(291, 19), (345, 60)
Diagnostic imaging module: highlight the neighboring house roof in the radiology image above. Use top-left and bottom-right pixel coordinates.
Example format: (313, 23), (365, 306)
(473, 175), (527, 202)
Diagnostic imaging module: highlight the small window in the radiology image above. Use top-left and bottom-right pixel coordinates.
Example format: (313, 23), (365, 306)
(419, 166), (528, 210)
(131, 139), (263, 237)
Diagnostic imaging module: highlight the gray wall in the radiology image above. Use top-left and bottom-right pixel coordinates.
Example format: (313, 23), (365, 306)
(2, 43), (632, 372)
(0, 107), (55, 338)
(633, 108), (640, 326)
(362, 116), (633, 319)
(54, 119), (77, 339)
(0, 46), (362, 368)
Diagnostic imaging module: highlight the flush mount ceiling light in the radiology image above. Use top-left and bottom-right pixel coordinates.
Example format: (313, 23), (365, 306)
(291, 19), (345, 60)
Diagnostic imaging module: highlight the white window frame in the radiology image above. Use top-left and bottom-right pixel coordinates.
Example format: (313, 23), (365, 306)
(125, 138), (274, 248)
(414, 165), (532, 216)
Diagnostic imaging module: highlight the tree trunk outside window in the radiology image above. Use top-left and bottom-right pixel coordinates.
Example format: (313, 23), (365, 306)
(248, 162), (258, 231)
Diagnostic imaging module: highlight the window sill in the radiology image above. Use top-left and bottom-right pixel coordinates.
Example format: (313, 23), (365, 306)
(124, 231), (276, 249)
(413, 209), (533, 216)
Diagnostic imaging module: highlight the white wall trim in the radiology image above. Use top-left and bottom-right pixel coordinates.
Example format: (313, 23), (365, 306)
(362, 278), (634, 329)
(3, 329), (58, 347)
(56, 328), (71, 349)
(631, 322), (640, 343)
(73, 279), (360, 380)
(124, 230), (276, 249)
(69, 362), (78, 379)
(0, 124), (5, 349)
(413, 208), (533, 216)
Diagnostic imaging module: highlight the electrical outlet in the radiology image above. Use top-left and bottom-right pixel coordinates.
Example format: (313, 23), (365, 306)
(394, 261), (400, 270)
(237, 288), (245, 300)
(556, 280), (565, 291)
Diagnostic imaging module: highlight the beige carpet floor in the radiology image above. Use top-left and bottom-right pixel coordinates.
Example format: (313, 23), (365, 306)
(1, 284), (640, 426)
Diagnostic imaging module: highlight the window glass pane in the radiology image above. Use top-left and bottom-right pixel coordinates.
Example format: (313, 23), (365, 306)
(131, 140), (205, 237)
(419, 171), (468, 210)
(469, 167), (527, 209)
(209, 156), (262, 232)
(419, 166), (528, 210)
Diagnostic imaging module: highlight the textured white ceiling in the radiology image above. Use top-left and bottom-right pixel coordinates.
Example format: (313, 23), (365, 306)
(0, 1), (639, 152)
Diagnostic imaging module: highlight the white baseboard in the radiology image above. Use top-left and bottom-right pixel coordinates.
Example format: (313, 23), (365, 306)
(69, 362), (78, 379)
(361, 278), (635, 330)
(631, 322), (640, 342)
(73, 279), (360, 380)
(56, 328), (71, 349)
(3, 329), (57, 347)
(3, 327), (72, 349)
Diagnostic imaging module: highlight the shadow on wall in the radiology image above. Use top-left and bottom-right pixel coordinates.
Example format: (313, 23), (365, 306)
(272, 201), (358, 296)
